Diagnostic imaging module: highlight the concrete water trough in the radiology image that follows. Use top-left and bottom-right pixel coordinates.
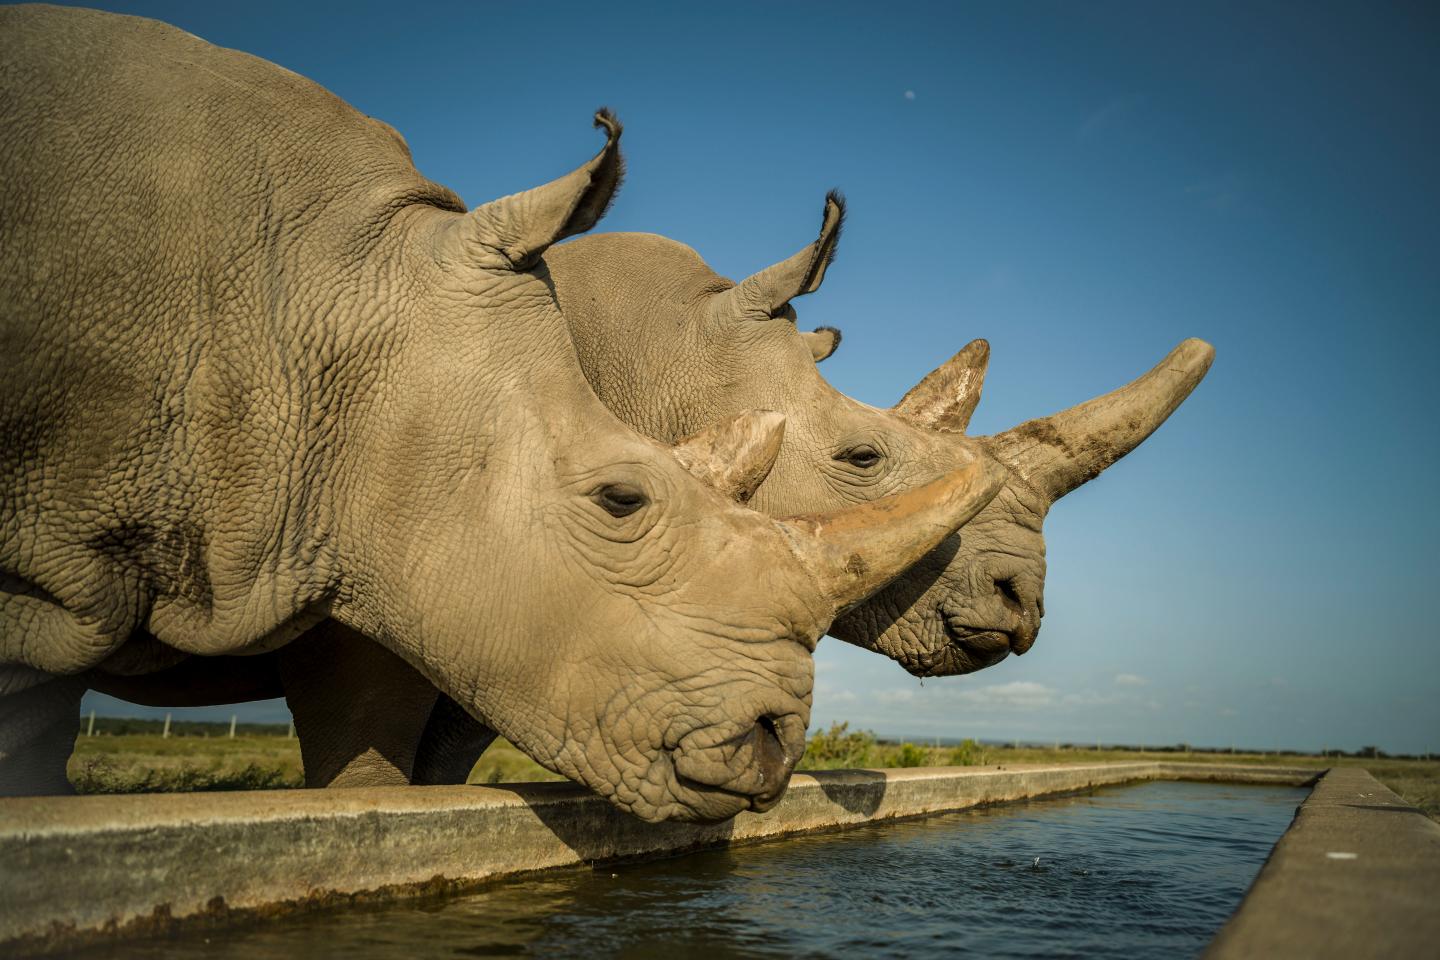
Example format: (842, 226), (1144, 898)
(0, 761), (1434, 957)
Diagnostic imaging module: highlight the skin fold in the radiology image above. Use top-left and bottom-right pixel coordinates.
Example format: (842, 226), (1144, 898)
(0, 6), (1005, 820)
(132, 193), (1213, 791)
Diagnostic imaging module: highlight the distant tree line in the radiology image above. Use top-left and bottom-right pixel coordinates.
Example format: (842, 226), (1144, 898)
(863, 732), (1424, 761)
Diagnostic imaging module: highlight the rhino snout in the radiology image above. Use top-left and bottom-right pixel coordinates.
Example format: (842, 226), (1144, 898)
(671, 711), (807, 811)
(992, 576), (1041, 654)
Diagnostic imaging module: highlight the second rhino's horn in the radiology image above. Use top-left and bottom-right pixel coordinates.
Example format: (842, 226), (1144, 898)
(893, 338), (990, 433)
(779, 458), (1007, 616)
(671, 410), (786, 503)
(986, 338), (1215, 503)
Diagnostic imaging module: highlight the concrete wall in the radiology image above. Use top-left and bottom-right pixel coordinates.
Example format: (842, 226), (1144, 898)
(0, 762), (1313, 954)
(1205, 766), (1440, 959)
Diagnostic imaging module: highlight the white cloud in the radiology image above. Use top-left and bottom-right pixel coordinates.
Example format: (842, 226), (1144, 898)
(1114, 673), (1148, 687)
(1061, 689), (1124, 707)
(903, 89), (916, 101)
(952, 680), (1057, 708)
(875, 680), (1058, 710)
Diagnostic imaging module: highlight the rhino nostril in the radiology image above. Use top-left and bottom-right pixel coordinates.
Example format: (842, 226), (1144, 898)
(996, 577), (1023, 611)
(751, 714), (798, 803)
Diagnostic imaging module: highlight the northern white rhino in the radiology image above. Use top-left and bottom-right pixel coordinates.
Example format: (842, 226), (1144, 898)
(155, 194), (1214, 790)
(0, 6), (1006, 820)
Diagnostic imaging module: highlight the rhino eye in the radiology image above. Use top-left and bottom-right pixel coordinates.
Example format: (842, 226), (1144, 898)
(837, 446), (883, 470)
(594, 483), (648, 518)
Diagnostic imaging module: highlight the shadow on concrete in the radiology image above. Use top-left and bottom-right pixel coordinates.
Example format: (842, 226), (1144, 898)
(485, 768), (895, 867)
(815, 769), (889, 816)
(496, 781), (740, 867)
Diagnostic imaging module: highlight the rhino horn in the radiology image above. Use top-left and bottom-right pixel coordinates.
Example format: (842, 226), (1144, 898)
(987, 338), (1215, 503)
(671, 411), (786, 503)
(893, 339), (989, 433)
(780, 458), (1007, 615)
(718, 191), (845, 319)
(449, 109), (624, 271)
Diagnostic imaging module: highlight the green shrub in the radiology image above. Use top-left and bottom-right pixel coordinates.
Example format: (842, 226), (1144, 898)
(947, 738), (988, 766)
(893, 742), (928, 767)
(800, 722), (877, 769)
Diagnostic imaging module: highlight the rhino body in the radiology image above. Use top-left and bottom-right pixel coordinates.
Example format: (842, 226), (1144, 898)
(0, 6), (1004, 818)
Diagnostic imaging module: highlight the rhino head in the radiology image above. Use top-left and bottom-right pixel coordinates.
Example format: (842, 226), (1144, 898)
(545, 193), (1213, 679)
(834, 334), (1214, 675)
(317, 126), (1006, 820)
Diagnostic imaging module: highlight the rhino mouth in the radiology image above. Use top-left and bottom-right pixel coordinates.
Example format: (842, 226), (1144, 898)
(930, 616), (1015, 675)
(670, 712), (806, 812)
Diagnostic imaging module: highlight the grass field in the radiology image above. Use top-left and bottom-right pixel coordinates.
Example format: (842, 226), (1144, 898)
(67, 733), (563, 793)
(68, 725), (1440, 822)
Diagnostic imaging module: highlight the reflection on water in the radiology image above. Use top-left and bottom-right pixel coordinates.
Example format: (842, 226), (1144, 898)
(93, 780), (1304, 960)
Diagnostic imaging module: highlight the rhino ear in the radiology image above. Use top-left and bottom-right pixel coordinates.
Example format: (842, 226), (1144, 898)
(670, 411), (786, 503)
(448, 109), (624, 271)
(802, 326), (842, 362)
(893, 339), (989, 433)
(719, 191), (845, 319)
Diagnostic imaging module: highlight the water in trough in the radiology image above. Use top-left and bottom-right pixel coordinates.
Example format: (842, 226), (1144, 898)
(94, 779), (1304, 959)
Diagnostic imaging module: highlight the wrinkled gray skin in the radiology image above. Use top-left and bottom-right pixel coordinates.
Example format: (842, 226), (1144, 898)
(0, 6), (1006, 819)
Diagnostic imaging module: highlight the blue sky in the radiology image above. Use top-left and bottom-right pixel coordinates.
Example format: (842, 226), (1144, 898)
(63, 1), (1439, 754)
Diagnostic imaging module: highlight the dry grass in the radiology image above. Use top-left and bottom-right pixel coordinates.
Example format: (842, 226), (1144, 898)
(464, 739), (566, 785)
(68, 729), (1439, 821)
(67, 733), (565, 792)
(70, 734), (304, 793)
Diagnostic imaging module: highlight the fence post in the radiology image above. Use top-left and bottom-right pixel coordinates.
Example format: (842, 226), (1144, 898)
(287, 721), (294, 739)
(162, 713), (171, 739)
(229, 715), (237, 739)
(86, 709), (95, 738)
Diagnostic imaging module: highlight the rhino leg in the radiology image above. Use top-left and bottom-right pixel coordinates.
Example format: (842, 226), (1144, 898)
(0, 667), (84, 796)
(412, 693), (496, 785)
(279, 623), (441, 788)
